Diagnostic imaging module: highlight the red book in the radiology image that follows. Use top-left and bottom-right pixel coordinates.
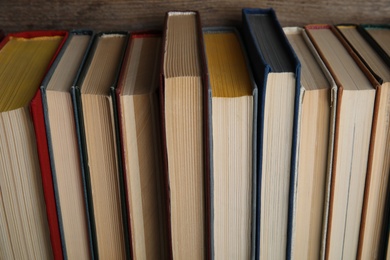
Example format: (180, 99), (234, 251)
(29, 31), (68, 260)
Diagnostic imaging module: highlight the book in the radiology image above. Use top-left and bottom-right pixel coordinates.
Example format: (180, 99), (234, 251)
(0, 30), (67, 259)
(71, 31), (129, 259)
(305, 24), (377, 260)
(116, 31), (166, 259)
(362, 25), (390, 58)
(284, 27), (337, 260)
(203, 27), (257, 259)
(242, 8), (300, 260)
(159, 11), (209, 259)
(336, 24), (390, 260)
(40, 30), (94, 259)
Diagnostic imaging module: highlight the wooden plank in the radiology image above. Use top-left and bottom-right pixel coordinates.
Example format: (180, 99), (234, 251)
(1, 1), (389, 32)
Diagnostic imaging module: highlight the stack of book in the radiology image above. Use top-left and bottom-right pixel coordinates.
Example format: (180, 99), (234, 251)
(0, 8), (389, 260)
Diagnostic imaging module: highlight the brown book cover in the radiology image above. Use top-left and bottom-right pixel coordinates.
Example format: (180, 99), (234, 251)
(159, 10), (211, 260)
(305, 24), (379, 260)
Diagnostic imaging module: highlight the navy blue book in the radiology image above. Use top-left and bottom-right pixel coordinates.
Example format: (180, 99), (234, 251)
(242, 8), (301, 260)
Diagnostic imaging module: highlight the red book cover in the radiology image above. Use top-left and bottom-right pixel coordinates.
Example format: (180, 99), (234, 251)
(13, 30), (69, 260)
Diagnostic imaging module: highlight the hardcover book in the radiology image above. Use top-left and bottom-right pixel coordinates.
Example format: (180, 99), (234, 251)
(203, 27), (258, 260)
(40, 30), (94, 259)
(116, 31), (166, 260)
(71, 31), (130, 259)
(0, 30), (67, 259)
(336, 24), (390, 260)
(242, 8), (301, 260)
(284, 27), (337, 260)
(305, 24), (377, 260)
(159, 11), (210, 259)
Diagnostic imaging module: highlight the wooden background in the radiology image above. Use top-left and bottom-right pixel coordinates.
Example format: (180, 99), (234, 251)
(1, 0), (390, 32)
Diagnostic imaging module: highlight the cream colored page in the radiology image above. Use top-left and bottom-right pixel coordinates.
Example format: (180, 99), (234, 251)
(0, 107), (52, 259)
(46, 91), (89, 259)
(122, 94), (162, 260)
(327, 90), (375, 259)
(82, 95), (125, 259)
(165, 77), (204, 259)
(294, 89), (330, 260)
(213, 97), (253, 259)
(260, 72), (295, 260)
(122, 96), (145, 259)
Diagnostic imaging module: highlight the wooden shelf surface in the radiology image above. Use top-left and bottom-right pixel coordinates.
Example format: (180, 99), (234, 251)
(1, 0), (389, 32)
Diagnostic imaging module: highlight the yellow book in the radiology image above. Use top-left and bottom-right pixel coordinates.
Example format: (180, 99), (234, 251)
(0, 31), (65, 259)
(204, 28), (257, 259)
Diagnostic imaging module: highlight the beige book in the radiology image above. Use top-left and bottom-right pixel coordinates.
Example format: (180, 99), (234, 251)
(160, 11), (205, 259)
(76, 32), (127, 259)
(203, 28), (256, 259)
(306, 25), (377, 260)
(0, 32), (64, 259)
(284, 27), (337, 260)
(117, 32), (165, 260)
(336, 24), (390, 260)
(43, 31), (92, 259)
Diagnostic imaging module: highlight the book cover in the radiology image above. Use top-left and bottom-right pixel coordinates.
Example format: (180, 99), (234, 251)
(159, 11), (211, 259)
(203, 26), (258, 260)
(0, 30), (68, 260)
(40, 29), (94, 259)
(71, 31), (130, 259)
(242, 8), (301, 260)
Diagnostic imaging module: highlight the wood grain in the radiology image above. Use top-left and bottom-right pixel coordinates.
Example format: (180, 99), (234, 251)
(1, 0), (389, 32)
